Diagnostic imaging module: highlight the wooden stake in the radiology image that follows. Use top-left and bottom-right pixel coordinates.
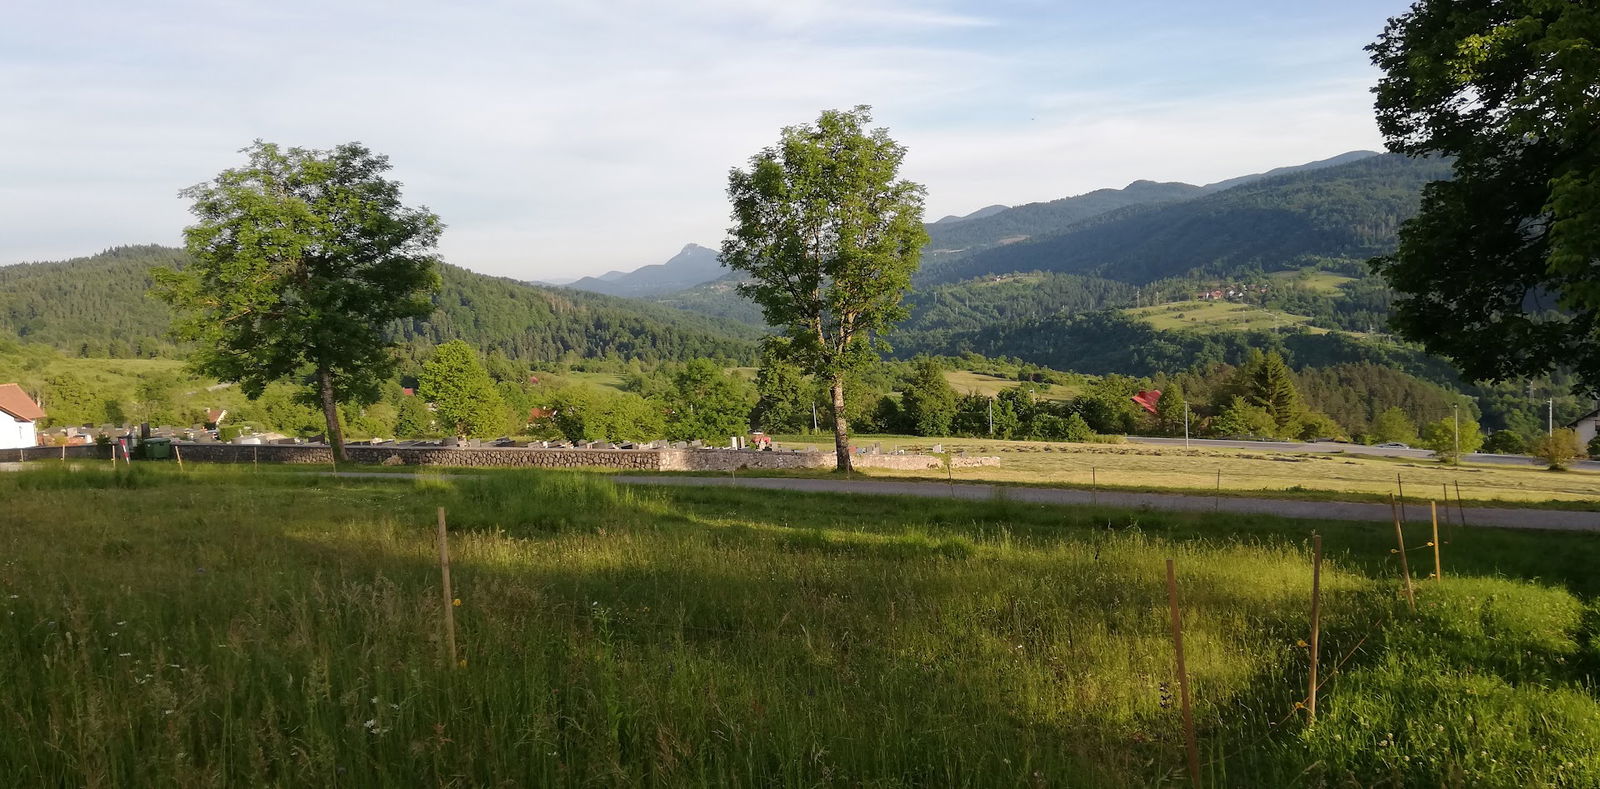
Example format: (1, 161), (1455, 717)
(1091, 466), (1098, 504)
(1165, 558), (1202, 788)
(1215, 469), (1221, 511)
(1395, 473), (1407, 523)
(174, 444), (184, 472)
(1440, 484), (1451, 527)
(436, 507), (459, 668)
(1390, 494), (1416, 612)
(253, 445), (259, 470)
(1454, 481), (1467, 528)
(1307, 534), (1322, 725)
(1430, 501), (1442, 583)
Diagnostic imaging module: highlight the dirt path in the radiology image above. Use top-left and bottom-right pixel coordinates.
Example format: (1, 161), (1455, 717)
(610, 475), (1600, 532)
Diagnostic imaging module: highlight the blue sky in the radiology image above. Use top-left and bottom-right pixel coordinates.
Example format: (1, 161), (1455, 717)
(1, 0), (1411, 279)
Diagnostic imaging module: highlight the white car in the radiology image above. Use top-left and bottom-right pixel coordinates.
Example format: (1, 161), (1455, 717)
(1374, 442), (1411, 449)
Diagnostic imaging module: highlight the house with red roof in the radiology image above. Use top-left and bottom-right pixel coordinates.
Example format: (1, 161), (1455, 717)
(0, 383), (45, 450)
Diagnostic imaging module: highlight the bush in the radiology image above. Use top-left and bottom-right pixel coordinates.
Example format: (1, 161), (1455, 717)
(1530, 428), (1582, 470)
(1482, 429), (1528, 455)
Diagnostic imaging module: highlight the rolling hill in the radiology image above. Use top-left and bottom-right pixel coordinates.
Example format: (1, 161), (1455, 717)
(921, 153), (1452, 286)
(0, 246), (759, 363)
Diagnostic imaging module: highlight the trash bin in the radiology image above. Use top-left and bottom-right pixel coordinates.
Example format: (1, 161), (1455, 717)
(142, 437), (173, 460)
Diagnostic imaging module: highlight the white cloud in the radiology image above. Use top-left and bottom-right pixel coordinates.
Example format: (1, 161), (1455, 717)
(0, 0), (1392, 277)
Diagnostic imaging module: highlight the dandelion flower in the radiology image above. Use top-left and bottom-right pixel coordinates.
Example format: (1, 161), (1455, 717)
(453, 599), (461, 607)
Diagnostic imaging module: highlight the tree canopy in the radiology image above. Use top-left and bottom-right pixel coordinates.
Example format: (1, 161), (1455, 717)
(419, 340), (506, 438)
(722, 106), (928, 471)
(154, 141), (442, 458)
(1368, 0), (1600, 390)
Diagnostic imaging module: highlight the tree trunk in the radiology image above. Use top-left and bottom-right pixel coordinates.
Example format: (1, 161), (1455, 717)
(830, 374), (852, 473)
(318, 366), (348, 462)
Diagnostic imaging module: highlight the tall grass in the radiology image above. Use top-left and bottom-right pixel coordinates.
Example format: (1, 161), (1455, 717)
(1, 465), (1596, 786)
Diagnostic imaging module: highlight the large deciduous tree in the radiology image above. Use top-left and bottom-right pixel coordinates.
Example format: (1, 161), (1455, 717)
(1368, 1), (1600, 389)
(419, 340), (506, 438)
(155, 141), (442, 460)
(722, 106), (928, 471)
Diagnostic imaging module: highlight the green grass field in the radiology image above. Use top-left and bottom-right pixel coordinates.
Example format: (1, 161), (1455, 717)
(1267, 270), (1357, 294)
(765, 434), (1600, 509)
(3, 465), (1598, 787)
(1126, 300), (1331, 334)
(943, 370), (1079, 401)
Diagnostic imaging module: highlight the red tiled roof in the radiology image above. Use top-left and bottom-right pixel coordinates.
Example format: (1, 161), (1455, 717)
(0, 383), (46, 422)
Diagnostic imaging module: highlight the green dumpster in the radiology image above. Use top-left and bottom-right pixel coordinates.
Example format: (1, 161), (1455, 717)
(142, 437), (173, 460)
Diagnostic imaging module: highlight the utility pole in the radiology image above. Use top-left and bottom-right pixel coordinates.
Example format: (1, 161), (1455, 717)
(1452, 403), (1459, 460)
(811, 400), (818, 433)
(1184, 402), (1190, 449)
(988, 398), (994, 436)
(1548, 398), (1555, 436)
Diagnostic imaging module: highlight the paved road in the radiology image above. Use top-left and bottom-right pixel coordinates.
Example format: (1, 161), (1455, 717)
(1125, 436), (1600, 471)
(611, 475), (1600, 533)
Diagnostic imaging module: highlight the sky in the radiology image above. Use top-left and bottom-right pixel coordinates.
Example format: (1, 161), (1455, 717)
(2, 0), (1410, 280)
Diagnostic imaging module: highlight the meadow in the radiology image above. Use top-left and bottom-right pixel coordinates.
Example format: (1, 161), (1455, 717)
(3, 465), (1598, 787)
(768, 434), (1600, 508)
(1124, 300), (1330, 334)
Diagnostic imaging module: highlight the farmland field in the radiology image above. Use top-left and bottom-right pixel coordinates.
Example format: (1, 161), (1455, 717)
(1125, 300), (1331, 334)
(3, 465), (1598, 787)
(1267, 269), (1357, 294)
(767, 434), (1600, 508)
(943, 369), (1079, 400)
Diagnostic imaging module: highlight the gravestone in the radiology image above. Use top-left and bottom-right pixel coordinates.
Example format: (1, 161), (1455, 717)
(931, 443), (943, 454)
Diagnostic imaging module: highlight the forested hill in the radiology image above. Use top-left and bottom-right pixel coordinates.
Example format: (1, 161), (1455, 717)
(0, 246), (758, 362)
(924, 180), (1200, 252)
(922, 153), (1453, 285)
(0, 245), (181, 357)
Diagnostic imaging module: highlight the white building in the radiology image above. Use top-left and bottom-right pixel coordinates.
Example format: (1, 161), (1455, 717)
(0, 383), (45, 449)
(1570, 408), (1600, 449)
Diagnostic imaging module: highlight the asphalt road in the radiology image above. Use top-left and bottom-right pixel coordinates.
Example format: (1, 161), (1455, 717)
(612, 475), (1600, 533)
(1124, 436), (1600, 471)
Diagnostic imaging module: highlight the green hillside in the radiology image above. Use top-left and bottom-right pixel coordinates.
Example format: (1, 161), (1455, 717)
(0, 246), (758, 364)
(923, 179), (1200, 252)
(923, 154), (1453, 285)
(1125, 300), (1333, 334)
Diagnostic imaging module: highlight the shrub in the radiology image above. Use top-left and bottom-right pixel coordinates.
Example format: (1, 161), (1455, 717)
(1530, 428), (1582, 470)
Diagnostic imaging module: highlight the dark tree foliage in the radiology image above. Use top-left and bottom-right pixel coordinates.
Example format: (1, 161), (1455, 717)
(1369, 0), (1600, 391)
(0, 246), (185, 357)
(1, 246), (757, 365)
(405, 265), (758, 364)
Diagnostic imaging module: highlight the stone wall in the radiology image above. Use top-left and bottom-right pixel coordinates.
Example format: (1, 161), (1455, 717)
(6, 444), (116, 462)
(9, 442), (999, 473)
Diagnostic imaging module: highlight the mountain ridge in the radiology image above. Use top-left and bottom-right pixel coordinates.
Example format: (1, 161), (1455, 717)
(562, 243), (726, 298)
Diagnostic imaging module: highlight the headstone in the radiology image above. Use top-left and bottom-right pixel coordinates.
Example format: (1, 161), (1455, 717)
(871, 442), (881, 455)
(931, 443), (943, 454)
(689, 439), (703, 448)
(730, 436), (740, 449)
(671, 441), (688, 449)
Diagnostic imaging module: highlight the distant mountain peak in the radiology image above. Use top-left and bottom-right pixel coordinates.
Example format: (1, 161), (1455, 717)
(564, 243), (726, 298)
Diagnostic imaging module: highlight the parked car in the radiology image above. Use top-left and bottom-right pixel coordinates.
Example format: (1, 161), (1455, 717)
(1375, 442), (1411, 449)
